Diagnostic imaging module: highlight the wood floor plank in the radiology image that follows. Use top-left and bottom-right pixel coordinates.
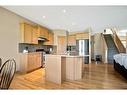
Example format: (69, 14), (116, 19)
(10, 63), (127, 89)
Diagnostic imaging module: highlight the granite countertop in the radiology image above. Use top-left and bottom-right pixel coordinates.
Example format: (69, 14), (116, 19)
(20, 51), (42, 54)
(45, 54), (84, 58)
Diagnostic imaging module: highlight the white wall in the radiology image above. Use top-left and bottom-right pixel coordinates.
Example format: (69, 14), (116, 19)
(0, 7), (35, 70)
(94, 33), (105, 61)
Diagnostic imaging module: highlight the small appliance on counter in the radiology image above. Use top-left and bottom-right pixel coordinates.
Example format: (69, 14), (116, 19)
(66, 45), (77, 55)
(49, 48), (53, 54)
(23, 46), (29, 53)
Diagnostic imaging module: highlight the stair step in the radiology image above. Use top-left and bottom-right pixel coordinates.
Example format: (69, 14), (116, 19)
(104, 34), (119, 64)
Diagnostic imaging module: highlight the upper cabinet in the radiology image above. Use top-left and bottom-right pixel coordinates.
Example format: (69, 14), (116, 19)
(67, 32), (89, 46)
(76, 32), (89, 40)
(68, 34), (76, 46)
(20, 23), (38, 44)
(53, 30), (67, 45)
(38, 25), (54, 45)
(20, 23), (54, 45)
(44, 31), (54, 45)
(37, 26), (49, 39)
(31, 26), (38, 44)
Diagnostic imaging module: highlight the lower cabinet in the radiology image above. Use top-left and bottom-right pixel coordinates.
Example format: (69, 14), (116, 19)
(20, 52), (42, 73)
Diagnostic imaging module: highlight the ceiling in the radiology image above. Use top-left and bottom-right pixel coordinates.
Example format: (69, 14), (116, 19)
(3, 6), (127, 32)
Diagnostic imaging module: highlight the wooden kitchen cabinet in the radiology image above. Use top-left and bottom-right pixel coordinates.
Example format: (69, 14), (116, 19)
(44, 29), (49, 39)
(57, 36), (67, 54)
(20, 23), (32, 43)
(27, 53), (35, 71)
(53, 30), (67, 45)
(31, 26), (39, 44)
(44, 31), (54, 45)
(68, 34), (76, 46)
(20, 52), (42, 73)
(20, 23), (38, 44)
(37, 26), (49, 39)
(36, 53), (42, 67)
(76, 32), (89, 40)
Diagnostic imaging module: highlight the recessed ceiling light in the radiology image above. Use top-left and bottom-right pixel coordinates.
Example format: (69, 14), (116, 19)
(42, 16), (46, 19)
(63, 9), (66, 13)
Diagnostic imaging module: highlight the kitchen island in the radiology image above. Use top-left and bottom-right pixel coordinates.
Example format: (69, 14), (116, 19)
(45, 54), (83, 84)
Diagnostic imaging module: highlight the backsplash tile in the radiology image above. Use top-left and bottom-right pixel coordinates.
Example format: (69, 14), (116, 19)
(19, 43), (55, 53)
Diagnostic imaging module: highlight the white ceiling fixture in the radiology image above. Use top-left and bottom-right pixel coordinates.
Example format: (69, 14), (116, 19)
(62, 9), (67, 13)
(3, 6), (127, 32)
(42, 15), (46, 19)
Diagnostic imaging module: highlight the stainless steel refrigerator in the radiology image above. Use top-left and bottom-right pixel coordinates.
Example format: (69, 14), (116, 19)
(76, 39), (89, 64)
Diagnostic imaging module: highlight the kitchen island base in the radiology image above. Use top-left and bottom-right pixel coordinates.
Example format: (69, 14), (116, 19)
(45, 55), (83, 84)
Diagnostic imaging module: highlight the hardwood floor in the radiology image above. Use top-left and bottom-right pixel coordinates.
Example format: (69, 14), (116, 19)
(10, 63), (127, 89)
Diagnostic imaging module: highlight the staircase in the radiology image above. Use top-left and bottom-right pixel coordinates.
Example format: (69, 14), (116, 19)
(104, 34), (119, 63)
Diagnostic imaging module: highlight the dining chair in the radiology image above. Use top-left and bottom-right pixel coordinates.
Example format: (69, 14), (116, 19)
(0, 58), (2, 68)
(0, 59), (16, 89)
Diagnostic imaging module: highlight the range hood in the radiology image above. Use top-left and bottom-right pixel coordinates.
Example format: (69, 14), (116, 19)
(38, 37), (48, 41)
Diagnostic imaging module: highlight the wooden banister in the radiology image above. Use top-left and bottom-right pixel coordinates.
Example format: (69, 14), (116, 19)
(111, 28), (126, 53)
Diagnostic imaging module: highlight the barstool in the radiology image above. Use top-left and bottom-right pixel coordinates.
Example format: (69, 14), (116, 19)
(95, 55), (102, 64)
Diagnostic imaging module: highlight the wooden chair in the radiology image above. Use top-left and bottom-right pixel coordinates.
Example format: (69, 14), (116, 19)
(0, 58), (2, 68)
(0, 59), (16, 89)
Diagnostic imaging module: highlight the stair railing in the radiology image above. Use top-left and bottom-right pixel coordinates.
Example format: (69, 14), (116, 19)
(111, 28), (126, 53)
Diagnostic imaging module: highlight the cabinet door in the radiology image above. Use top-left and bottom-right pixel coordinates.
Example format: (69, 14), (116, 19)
(27, 53), (41, 72)
(25, 24), (33, 43)
(44, 32), (54, 45)
(76, 32), (89, 40)
(20, 23), (39, 44)
(57, 36), (67, 54)
(38, 26), (48, 39)
(44, 29), (49, 39)
(41, 28), (46, 38)
(36, 53), (42, 67)
(20, 23), (32, 43)
(50, 32), (54, 44)
(27, 54), (34, 72)
(38, 26), (45, 38)
(31, 26), (38, 44)
(76, 33), (83, 40)
(68, 35), (76, 46)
